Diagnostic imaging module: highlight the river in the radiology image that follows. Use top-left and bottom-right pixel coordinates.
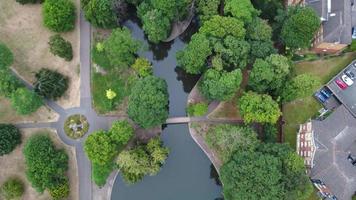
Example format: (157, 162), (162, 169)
(110, 19), (223, 200)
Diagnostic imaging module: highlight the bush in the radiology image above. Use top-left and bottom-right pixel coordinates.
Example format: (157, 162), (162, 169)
(48, 179), (70, 200)
(0, 43), (14, 70)
(0, 69), (23, 98)
(109, 120), (134, 145)
(64, 115), (89, 139)
(43, 0), (76, 32)
(11, 88), (43, 115)
(23, 134), (69, 193)
(92, 162), (114, 187)
(0, 178), (24, 200)
(15, 0), (43, 4)
(131, 58), (153, 77)
(34, 69), (69, 100)
(0, 124), (21, 156)
(82, 0), (121, 29)
(187, 102), (208, 117)
(48, 34), (73, 61)
(84, 131), (116, 165)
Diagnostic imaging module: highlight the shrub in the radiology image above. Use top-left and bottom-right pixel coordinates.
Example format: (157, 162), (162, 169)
(0, 124), (21, 156)
(15, 0), (43, 4)
(0, 43), (14, 70)
(92, 162), (114, 187)
(109, 120), (134, 146)
(11, 88), (43, 115)
(82, 0), (121, 29)
(0, 178), (24, 200)
(84, 130), (116, 165)
(0, 69), (23, 98)
(23, 134), (69, 193)
(43, 0), (76, 32)
(48, 179), (70, 200)
(48, 34), (73, 61)
(187, 102), (208, 117)
(131, 58), (153, 77)
(34, 69), (69, 100)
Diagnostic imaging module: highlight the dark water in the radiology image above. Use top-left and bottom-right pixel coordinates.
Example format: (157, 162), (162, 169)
(111, 20), (222, 200)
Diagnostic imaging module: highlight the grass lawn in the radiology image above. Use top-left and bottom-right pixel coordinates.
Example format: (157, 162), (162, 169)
(283, 52), (356, 149)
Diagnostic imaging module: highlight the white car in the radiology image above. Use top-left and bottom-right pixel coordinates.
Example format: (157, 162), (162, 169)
(341, 74), (354, 86)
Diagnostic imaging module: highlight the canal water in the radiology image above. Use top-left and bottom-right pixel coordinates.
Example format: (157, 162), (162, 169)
(110, 19), (223, 200)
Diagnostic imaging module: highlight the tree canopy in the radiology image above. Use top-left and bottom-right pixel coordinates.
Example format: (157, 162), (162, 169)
(0, 124), (21, 156)
(281, 6), (320, 49)
(11, 88), (43, 115)
(281, 74), (320, 102)
(131, 58), (153, 77)
(0, 69), (23, 98)
(82, 0), (121, 29)
(224, 0), (259, 24)
(0, 178), (24, 200)
(199, 69), (242, 101)
(48, 34), (73, 61)
(199, 15), (246, 39)
(34, 69), (69, 100)
(140, 9), (170, 43)
(128, 76), (169, 128)
(0, 43), (14, 70)
(23, 134), (69, 195)
(84, 130), (116, 165)
(109, 120), (134, 145)
(43, 0), (76, 32)
(238, 92), (281, 124)
(196, 0), (220, 23)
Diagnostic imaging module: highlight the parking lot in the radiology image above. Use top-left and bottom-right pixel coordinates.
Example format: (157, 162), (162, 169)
(326, 60), (356, 117)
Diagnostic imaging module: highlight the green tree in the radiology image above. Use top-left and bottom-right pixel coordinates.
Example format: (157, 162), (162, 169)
(92, 162), (114, 187)
(0, 178), (24, 200)
(48, 34), (73, 61)
(221, 150), (283, 200)
(206, 124), (259, 162)
(251, 0), (283, 23)
(199, 69), (242, 101)
(34, 69), (69, 100)
(48, 179), (70, 200)
(281, 74), (320, 102)
(43, 0), (76, 32)
(109, 120), (134, 145)
(249, 40), (276, 61)
(248, 54), (291, 94)
(187, 102), (208, 117)
(127, 76), (169, 128)
(131, 58), (153, 77)
(15, 0), (43, 4)
(0, 124), (21, 156)
(23, 134), (68, 193)
(141, 9), (170, 43)
(196, 0), (220, 23)
(103, 27), (141, 69)
(224, 0), (259, 24)
(246, 18), (272, 41)
(263, 123), (278, 143)
(0, 43), (14, 70)
(82, 0), (121, 29)
(0, 69), (23, 98)
(199, 15), (246, 39)
(238, 92), (281, 124)
(281, 6), (320, 49)
(117, 137), (169, 184)
(11, 88), (43, 115)
(176, 33), (212, 74)
(84, 131), (116, 165)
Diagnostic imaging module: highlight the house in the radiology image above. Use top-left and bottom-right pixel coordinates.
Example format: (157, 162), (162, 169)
(296, 121), (316, 170)
(288, 0), (355, 54)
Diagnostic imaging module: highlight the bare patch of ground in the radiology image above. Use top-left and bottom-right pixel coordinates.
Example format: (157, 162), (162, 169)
(0, 96), (58, 123)
(0, 128), (78, 200)
(0, 0), (80, 109)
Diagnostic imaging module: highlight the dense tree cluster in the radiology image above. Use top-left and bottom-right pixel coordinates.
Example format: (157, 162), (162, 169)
(117, 137), (169, 184)
(238, 92), (281, 124)
(0, 124), (21, 156)
(224, 0), (259, 23)
(11, 88), (43, 115)
(23, 134), (69, 198)
(128, 76), (169, 128)
(34, 69), (69, 100)
(43, 0), (76, 32)
(196, 0), (220, 23)
(48, 34), (73, 61)
(0, 178), (24, 200)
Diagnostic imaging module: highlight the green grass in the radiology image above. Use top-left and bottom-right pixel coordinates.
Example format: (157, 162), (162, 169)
(283, 52), (356, 148)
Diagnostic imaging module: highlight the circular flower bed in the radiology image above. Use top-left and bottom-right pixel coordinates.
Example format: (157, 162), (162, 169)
(64, 115), (89, 139)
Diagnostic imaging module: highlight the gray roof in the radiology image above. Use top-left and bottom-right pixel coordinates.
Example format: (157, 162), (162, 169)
(311, 105), (356, 200)
(306, 0), (353, 45)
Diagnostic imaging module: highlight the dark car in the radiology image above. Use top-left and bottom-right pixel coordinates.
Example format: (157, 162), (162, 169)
(345, 70), (355, 80)
(314, 92), (327, 103)
(320, 88), (332, 99)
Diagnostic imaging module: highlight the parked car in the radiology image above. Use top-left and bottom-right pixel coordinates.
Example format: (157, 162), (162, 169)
(320, 88), (332, 99)
(353, 27), (356, 39)
(314, 92), (327, 103)
(345, 70), (355, 80)
(341, 74), (354, 86)
(335, 79), (348, 90)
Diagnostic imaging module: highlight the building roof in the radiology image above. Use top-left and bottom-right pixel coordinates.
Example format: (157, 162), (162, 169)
(297, 121), (316, 168)
(310, 105), (356, 200)
(306, 0), (352, 45)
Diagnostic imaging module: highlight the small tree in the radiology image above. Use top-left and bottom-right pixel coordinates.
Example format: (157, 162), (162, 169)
(92, 162), (114, 187)
(0, 43), (14, 70)
(0, 69), (23, 98)
(109, 120), (134, 145)
(82, 0), (123, 28)
(11, 88), (43, 115)
(84, 131), (116, 165)
(141, 9), (170, 43)
(43, 0), (76, 32)
(187, 102), (208, 117)
(34, 69), (69, 100)
(0, 178), (24, 200)
(48, 179), (70, 200)
(0, 124), (21, 156)
(131, 58), (153, 77)
(48, 34), (73, 61)
(281, 74), (320, 102)
(238, 92), (281, 124)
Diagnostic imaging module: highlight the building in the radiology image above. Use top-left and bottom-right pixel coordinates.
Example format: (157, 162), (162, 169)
(296, 121), (316, 169)
(288, 0), (355, 53)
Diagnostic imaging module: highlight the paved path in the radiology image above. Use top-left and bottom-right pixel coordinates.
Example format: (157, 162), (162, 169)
(166, 117), (243, 124)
